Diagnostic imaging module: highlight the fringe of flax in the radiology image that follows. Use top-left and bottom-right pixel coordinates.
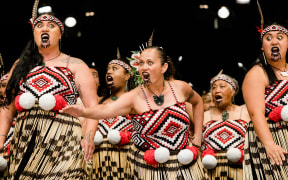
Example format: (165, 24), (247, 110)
(92, 137), (133, 180)
(9, 105), (90, 179)
(205, 151), (243, 180)
(127, 144), (208, 180)
(244, 120), (288, 180)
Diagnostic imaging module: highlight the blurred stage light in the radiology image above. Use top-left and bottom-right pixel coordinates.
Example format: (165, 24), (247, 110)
(236, 0), (250, 4)
(178, 56), (183, 62)
(217, 6), (230, 19)
(64, 17), (77, 27)
(38, 6), (52, 14)
(199, 4), (209, 9)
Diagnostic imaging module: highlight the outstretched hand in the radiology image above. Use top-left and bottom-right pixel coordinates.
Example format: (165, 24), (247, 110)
(60, 104), (85, 117)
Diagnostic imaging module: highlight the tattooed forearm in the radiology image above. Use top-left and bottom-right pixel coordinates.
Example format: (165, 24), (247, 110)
(85, 130), (92, 143)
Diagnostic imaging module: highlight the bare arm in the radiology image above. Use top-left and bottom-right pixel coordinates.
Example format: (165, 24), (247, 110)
(242, 65), (286, 165)
(185, 83), (204, 147)
(61, 89), (135, 120)
(70, 57), (99, 161)
(0, 60), (18, 150)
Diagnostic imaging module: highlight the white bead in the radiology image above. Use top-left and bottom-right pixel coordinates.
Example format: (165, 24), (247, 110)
(202, 155), (217, 169)
(0, 156), (7, 172)
(107, 130), (121, 145)
(226, 148), (241, 162)
(19, 92), (36, 109)
(94, 131), (103, 145)
(281, 105), (288, 122)
(39, 94), (56, 111)
(177, 149), (194, 165)
(154, 147), (170, 163)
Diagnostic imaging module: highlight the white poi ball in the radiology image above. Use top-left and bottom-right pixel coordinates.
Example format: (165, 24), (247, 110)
(177, 149), (194, 165)
(0, 156), (7, 172)
(281, 105), (288, 122)
(94, 131), (103, 145)
(107, 130), (121, 145)
(154, 147), (170, 163)
(19, 92), (36, 109)
(226, 148), (241, 162)
(39, 94), (56, 111)
(202, 155), (217, 169)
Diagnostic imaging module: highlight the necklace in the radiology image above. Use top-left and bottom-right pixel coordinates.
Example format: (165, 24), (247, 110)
(270, 64), (288, 77)
(42, 52), (61, 66)
(147, 86), (165, 106)
(222, 110), (229, 120)
(111, 96), (118, 101)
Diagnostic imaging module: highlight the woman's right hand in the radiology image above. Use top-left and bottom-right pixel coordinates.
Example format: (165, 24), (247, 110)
(264, 142), (288, 165)
(60, 104), (85, 117)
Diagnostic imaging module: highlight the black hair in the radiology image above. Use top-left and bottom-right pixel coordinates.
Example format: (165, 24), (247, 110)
(99, 57), (136, 104)
(144, 46), (176, 80)
(255, 20), (288, 85)
(5, 40), (43, 105)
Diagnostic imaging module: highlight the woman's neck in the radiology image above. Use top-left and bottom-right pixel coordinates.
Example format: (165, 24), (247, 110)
(39, 48), (61, 61)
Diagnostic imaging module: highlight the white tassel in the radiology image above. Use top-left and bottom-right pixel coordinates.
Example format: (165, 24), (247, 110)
(281, 105), (288, 122)
(0, 156), (7, 172)
(226, 148), (242, 162)
(19, 92), (36, 109)
(177, 149), (194, 165)
(154, 147), (170, 163)
(107, 130), (121, 145)
(39, 94), (56, 111)
(94, 131), (103, 145)
(202, 155), (217, 169)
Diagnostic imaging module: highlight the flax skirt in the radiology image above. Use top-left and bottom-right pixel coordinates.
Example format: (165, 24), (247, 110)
(0, 151), (10, 180)
(0, 122), (14, 180)
(244, 120), (288, 180)
(127, 144), (208, 180)
(91, 137), (133, 180)
(8, 105), (91, 179)
(204, 151), (243, 180)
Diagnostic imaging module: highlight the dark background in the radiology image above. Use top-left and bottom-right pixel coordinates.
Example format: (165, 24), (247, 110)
(1, 0), (287, 104)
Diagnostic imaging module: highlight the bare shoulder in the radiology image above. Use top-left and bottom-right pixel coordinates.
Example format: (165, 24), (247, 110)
(169, 79), (191, 91)
(240, 104), (251, 123)
(61, 56), (89, 73)
(243, 64), (268, 89)
(61, 56), (85, 66)
(203, 110), (211, 125)
(244, 64), (267, 81)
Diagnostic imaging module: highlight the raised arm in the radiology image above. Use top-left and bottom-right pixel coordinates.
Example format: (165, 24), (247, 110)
(61, 89), (134, 120)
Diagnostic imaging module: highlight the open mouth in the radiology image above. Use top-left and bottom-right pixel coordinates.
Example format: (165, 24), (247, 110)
(41, 33), (50, 48)
(271, 47), (281, 61)
(142, 72), (151, 84)
(106, 75), (114, 87)
(214, 95), (223, 103)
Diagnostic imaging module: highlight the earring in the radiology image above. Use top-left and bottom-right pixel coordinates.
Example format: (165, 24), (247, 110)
(262, 51), (267, 65)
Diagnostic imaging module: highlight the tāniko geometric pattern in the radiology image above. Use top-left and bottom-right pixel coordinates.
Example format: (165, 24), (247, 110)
(265, 80), (288, 116)
(98, 115), (134, 136)
(130, 102), (190, 151)
(202, 119), (247, 151)
(19, 66), (79, 105)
